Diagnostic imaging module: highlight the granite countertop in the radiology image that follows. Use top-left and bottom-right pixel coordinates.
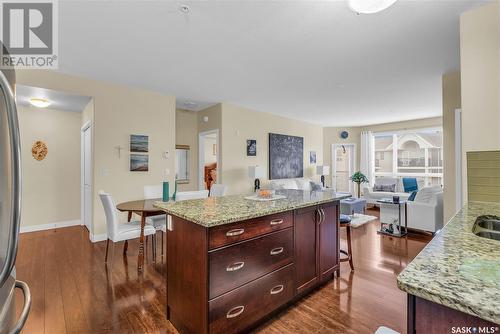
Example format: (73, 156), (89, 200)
(154, 189), (350, 227)
(397, 201), (500, 324)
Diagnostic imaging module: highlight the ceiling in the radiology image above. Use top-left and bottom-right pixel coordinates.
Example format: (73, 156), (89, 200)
(56, 0), (487, 126)
(16, 85), (92, 112)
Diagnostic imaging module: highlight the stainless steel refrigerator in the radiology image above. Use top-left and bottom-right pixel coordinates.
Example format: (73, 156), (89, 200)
(0, 42), (31, 334)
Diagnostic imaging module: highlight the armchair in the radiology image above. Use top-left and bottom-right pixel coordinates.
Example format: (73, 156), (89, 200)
(406, 186), (443, 233)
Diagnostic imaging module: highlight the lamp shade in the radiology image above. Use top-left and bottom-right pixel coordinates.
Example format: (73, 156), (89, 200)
(248, 165), (265, 179)
(316, 165), (330, 176)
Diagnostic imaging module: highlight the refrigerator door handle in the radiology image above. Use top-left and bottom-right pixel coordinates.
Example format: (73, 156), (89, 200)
(0, 71), (22, 287)
(10, 280), (31, 334)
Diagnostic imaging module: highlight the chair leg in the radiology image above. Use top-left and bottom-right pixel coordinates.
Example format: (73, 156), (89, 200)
(105, 239), (110, 262)
(346, 225), (354, 270)
(152, 234), (156, 262)
(123, 240), (128, 255)
(161, 232), (164, 256)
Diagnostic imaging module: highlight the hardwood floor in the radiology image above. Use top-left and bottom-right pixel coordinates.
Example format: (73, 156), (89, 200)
(15, 208), (431, 334)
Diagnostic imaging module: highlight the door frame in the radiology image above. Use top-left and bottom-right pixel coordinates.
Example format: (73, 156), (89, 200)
(331, 143), (357, 193)
(81, 121), (92, 233)
(198, 129), (220, 191)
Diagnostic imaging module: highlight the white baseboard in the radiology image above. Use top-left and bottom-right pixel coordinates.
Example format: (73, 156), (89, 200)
(89, 233), (107, 243)
(20, 219), (82, 233)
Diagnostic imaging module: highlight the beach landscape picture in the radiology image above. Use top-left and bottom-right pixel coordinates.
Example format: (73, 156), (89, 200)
(130, 154), (149, 171)
(130, 134), (149, 153)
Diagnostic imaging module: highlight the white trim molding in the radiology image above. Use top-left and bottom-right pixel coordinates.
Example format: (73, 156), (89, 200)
(89, 233), (107, 243)
(20, 219), (82, 233)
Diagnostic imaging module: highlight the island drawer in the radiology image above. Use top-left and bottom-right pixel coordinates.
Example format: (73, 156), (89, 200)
(209, 211), (293, 250)
(209, 263), (294, 334)
(209, 228), (293, 299)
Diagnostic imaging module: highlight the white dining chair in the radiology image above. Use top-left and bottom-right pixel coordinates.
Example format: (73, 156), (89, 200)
(175, 190), (209, 201)
(143, 185), (167, 255)
(99, 191), (156, 263)
(209, 184), (227, 197)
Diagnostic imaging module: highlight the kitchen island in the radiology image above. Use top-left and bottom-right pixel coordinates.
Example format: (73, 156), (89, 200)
(397, 201), (500, 333)
(155, 189), (350, 334)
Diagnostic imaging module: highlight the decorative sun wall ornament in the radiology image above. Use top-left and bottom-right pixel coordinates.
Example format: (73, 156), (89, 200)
(32, 141), (48, 161)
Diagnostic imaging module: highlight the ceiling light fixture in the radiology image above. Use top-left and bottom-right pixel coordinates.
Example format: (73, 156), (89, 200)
(29, 98), (51, 108)
(348, 0), (398, 14)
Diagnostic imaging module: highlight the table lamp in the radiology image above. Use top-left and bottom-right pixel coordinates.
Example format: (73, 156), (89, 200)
(248, 166), (265, 192)
(316, 165), (330, 188)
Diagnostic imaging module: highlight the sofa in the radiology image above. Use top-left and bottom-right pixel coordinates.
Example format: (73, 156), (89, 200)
(263, 178), (318, 191)
(406, 185), (443, 233)
(363, 177), (415, 204)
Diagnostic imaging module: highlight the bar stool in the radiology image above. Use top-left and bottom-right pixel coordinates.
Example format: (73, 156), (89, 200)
(339, 214), (354, 270)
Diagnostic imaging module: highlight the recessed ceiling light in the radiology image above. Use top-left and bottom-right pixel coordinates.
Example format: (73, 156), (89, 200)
(348, 0), (398, 14)
(179, 5), (190, 13)
(29, 98), (51, 108)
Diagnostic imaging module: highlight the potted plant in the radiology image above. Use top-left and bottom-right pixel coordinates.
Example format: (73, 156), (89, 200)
(350, 171), (369, 198)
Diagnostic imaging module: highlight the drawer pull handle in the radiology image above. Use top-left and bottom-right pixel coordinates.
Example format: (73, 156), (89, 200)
(270, 247), (284, 256)
(226, 228), (245, 237)
(226, 305), (245, 318)
(226, 262), (245, 272)
(270, 219), (283, 226)
(270, 284), (284, 295)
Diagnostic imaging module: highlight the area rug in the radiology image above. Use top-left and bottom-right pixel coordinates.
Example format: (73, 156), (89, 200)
(349, 213), (377, 228)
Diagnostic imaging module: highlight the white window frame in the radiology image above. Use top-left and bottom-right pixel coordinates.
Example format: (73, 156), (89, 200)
(372, 127), (444, 187)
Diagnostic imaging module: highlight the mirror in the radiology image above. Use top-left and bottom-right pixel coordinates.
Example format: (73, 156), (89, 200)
(175, 145), (190, 184)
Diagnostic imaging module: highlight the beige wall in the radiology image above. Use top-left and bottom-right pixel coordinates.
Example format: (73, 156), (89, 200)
(322, 117), (443, 187)
(442, 72), (461, 221)
(460, 1), (500, 202)
(18, 106), (81, 228)
(220, 103), (323, 195)
(17, 70), (176, 238)
(176, 109), (198, 191)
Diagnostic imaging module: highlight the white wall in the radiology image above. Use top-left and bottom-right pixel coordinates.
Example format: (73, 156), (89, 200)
(18, 106), (81, 229)
(460, 1), (500, 202)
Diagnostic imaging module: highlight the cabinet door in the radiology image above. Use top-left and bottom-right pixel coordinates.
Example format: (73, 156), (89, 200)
(294, 206), (319, 294)
(319, 202), (338, 280)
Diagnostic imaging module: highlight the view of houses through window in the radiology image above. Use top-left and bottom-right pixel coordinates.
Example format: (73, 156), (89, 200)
(373, 128), (443, 187)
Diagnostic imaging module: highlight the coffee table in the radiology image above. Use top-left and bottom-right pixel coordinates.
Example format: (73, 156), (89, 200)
(340, 197), (367, 215)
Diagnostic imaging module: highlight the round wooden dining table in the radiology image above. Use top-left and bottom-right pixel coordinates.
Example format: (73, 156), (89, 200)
(116, 198), (165, 271)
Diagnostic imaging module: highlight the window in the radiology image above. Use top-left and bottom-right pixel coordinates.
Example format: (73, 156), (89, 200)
(175, 145), (190, 184)
(372, 128), (443, 187)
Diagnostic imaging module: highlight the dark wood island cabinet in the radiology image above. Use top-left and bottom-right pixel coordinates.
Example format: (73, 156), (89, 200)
(155, 190), (348, 334)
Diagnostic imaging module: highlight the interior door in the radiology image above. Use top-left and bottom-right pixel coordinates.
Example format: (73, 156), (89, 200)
(319, 203), (338, 280)
(294, 206), (319, 294)
(83, 126), (92, 232)
(333, 144), (354, 193)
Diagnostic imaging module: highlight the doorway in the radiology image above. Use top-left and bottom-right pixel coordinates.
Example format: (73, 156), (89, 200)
(81, 121), (92, 232)
(199, 130), (220, 191)
(332, 143), (356, 193)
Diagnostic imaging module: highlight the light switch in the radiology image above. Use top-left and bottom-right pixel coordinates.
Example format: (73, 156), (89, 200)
(165, 168), (170, 176)
(163, 151), (170, 159)
(100, 168), (109, 177)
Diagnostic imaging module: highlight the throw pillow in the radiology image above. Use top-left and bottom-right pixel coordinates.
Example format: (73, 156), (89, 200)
(403, 178), (418, 193)
(310, 181), (323, 191)
(408, 191), (418, 201)
(373, 183), (396, 192)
